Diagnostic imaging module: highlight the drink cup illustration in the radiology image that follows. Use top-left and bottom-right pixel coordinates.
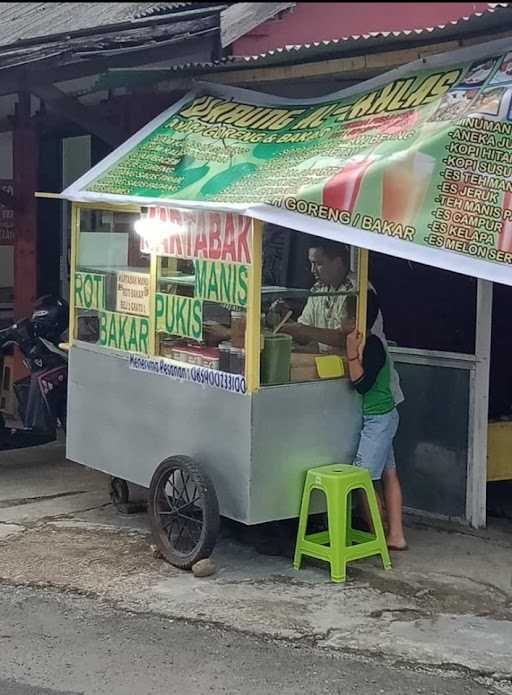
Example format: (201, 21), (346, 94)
(381, 150), (436, 226)
(322, 154), (376, 212)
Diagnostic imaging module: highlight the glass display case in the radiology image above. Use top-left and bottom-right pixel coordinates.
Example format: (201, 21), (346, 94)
(71, 206), (365, 392)
(74, 208), (150, 351)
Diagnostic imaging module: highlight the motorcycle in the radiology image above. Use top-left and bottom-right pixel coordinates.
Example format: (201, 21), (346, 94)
(0, 296), (69, 449)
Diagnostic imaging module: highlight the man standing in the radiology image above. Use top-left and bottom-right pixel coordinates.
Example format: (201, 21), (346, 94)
(275, 241), (357, 353)
(277, 240), (404, 405)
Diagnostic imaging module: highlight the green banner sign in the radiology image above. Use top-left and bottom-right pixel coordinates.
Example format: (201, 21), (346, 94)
(194, 259), (248, 307)
(64, 43), (512, 285)
(155, 292), (203, 341)
(98, 311), (149, 354)
(75, 272), (105, 311)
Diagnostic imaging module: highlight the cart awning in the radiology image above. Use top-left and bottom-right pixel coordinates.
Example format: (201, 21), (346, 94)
(62, 36), (512, 286)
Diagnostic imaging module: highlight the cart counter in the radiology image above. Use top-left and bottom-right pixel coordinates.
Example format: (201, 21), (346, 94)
(67, 205), (368, 523)
(67, 341), (361, 524)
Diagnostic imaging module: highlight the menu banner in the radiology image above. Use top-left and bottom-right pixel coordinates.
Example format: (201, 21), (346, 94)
(64, 40), (512, 285)
(75, 272), (105, 311)
(139, 207), (252, 265)
(155, 292), (203, 341)
(98, 311), (149, 354)
(194, 259), (248, 307)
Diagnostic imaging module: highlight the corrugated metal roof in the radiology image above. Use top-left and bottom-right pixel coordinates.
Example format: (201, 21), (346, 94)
(82, 1), (512, 98)
(146, 1), (512, 75)
(228, 2), (512, 64)
(0, 1), (509, 98)
(0, 2), (228, 88)
(0, 18), (219, 75)
(0, 3), (199, 49)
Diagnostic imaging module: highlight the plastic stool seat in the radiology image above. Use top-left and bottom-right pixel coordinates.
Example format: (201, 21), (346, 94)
(293, 463), (391, 582)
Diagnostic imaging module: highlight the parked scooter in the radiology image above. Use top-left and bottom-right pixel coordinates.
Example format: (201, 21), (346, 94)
(0, 295), (69, 449)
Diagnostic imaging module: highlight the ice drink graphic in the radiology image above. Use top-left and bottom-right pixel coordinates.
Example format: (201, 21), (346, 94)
(322, 154), (375, 212)
(499, 190), (512, 252)
(381, 150), (436, 226)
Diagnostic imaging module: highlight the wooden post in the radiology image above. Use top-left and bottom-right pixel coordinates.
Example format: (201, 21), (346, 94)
(245, 218), (262, 393)
(357, 248), (369, 338)
(68, 204), (79, 344)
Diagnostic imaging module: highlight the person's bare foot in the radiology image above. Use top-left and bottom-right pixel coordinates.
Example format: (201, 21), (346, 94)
(387, 536), (408, 551)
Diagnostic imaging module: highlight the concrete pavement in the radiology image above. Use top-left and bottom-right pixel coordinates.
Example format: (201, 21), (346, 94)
(0, 442), (512, 691)
(0, 440), (107, 524)
(0, 584), (500, 695)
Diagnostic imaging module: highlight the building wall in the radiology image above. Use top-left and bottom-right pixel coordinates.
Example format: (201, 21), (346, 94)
(233, 2), (491, 55)
(0, 131), (13, 318)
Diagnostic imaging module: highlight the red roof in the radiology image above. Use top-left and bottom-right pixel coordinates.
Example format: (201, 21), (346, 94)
(232, 2), (500, 56)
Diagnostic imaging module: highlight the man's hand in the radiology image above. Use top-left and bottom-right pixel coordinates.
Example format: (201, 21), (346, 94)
(279, 321), (302, 338)
(346, 329), (363, 360)
(266, 300), (292, 329)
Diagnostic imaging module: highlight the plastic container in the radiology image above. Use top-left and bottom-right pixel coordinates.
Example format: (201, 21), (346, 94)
(171, 348), (187, 362)
(200, 348), (220, 370)
(231, 311), (246, 349)
(261, 334), (292, 385)
(218, 341), (231, 372)
(172, 346), (202, 365)
(202, 356), (219, 370)
(186, 350), (203, 366)
(160, 340), (177, 358)
(229, 347), (245, 375)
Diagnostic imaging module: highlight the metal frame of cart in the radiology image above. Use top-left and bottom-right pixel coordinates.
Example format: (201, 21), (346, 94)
(63, 201), (371, 567)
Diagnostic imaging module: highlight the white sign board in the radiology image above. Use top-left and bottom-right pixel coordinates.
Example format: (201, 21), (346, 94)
(116, 271), (150, 316)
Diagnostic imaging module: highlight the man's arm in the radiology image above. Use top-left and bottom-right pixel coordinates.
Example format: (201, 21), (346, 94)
(280, 321), (348, 348)
(283, 289), (358, 348)
(286, 289), (376, 350)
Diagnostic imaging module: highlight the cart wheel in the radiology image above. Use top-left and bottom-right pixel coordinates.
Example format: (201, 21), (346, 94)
(148, 456), (220, 570)
(110, 477), (130, 509)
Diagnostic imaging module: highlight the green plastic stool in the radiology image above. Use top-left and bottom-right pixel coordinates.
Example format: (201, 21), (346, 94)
(293, 463), (391, 582)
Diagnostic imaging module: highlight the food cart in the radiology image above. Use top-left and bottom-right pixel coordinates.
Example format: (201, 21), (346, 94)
(62, 200), (369, 568)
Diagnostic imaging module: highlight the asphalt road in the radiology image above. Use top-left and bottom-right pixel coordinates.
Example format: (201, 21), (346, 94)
(0, 585), (500, 695)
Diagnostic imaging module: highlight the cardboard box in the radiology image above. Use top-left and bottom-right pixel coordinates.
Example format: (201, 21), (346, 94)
(487, 421), (512, 481)
(290, 353), (318, 368)
(290, 365), (318, 382)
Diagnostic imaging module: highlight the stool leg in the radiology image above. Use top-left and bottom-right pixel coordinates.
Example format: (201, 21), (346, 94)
(346, 491), (353, 547)
(327, 487), (347, 583)
(363, 482), (392, 570)
(293, 483), (312, 570)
